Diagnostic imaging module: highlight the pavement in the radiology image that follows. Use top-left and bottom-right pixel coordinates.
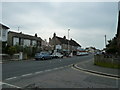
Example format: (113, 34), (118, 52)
(74, 59), (120, 78)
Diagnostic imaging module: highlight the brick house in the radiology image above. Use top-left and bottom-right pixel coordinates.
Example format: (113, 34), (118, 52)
(49, 33), (81, 55)
(7, 31), (42, 47)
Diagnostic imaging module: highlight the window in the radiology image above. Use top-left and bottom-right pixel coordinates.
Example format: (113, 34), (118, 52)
(20, 38), (24, 45)
(13, 37), (19, 45)
(23, 39), (30, 46)
(2, 30), (6, 37)
(32, 40), (37, 46)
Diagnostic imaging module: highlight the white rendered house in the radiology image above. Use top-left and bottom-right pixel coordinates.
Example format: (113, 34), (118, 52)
(0, 23), (10, 42)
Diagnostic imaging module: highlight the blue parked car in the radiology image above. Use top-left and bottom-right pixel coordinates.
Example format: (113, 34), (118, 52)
(35, 52), (52, 60)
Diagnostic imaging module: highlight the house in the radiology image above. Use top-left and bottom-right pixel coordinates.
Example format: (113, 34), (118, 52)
(7, 31), (42, 47)
(0, 23), (10, 53)
(49, 33), (81, 55)
(85, 47), (97, 54)
(0, 23), (10, 42)
(41, 39), (52, 52)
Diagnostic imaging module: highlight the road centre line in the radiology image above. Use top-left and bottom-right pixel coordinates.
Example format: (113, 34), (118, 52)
(21, 73), (33, 77)
(6, 77), (17, 80)
(5, 64), (72, 81)
(34, 71), (43, 74)
(44, 69), (52, 72)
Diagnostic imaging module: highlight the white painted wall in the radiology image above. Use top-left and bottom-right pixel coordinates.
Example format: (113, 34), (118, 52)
(0, 28), (8, 42)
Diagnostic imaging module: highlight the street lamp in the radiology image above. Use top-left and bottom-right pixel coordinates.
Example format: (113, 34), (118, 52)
(68, 29), (70, 54)
(105, 35), (107, 47)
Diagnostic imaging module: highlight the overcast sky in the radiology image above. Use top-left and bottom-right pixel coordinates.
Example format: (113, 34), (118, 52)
(1, 2), (119, 49)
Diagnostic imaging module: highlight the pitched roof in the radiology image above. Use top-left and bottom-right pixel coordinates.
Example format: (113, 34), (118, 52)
(0, 23), (10, 29)
(8, 31), (42, 41)
(55, 36), (81, 47)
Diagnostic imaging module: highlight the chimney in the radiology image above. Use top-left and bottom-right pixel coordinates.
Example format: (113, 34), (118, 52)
(63, 36), (66, 39)
(35, 33), (37, 37)
(49, 38), (51, 42)
(53, 33), (56, 37)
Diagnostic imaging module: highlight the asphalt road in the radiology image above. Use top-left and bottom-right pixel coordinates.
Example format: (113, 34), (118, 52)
(2, 54), (93, 80)
(2, 54), (119, 88)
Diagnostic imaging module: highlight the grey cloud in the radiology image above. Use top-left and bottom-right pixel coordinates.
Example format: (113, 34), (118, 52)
(2, 2), (118, 49)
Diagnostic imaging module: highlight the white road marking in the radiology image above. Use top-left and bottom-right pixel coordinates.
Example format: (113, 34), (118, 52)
(44, 69), (52, 72)
(6, 77), (17, 80)
(0, 81), (21, 88)
(52, 68), (59, 70)
(34, 71), (43, 74)
(71, 66), (119, 80)
(5, 64), (72, 81)
(58, 67), (64, 69)
(21, 73), (33, 77)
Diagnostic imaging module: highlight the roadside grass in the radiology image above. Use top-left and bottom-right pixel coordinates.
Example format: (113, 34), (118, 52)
(94, 62), (120, 69)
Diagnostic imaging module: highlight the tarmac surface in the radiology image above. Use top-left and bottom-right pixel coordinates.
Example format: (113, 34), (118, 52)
(1, 55), (120, 88)
(74, 59), (120, 78)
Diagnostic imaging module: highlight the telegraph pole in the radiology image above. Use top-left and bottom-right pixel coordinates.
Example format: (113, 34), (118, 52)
(18, 26), (20, 32)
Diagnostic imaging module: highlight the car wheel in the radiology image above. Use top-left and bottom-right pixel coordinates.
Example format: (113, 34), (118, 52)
(42, 57), (45, 60)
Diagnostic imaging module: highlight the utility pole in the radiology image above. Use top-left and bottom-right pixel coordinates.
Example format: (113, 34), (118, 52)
(68, 29), (70, 54)
(18, 26), (20, 32)
(105, 35), (107, 47)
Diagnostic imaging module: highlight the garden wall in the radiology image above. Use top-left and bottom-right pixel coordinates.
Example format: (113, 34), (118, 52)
(94, 54), (120, 68)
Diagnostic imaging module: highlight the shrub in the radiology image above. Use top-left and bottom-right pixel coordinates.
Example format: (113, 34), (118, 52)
(7, 46), (17, 56)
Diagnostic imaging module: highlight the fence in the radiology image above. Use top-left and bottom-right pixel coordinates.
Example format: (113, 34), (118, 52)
(94, 54), (120, 68)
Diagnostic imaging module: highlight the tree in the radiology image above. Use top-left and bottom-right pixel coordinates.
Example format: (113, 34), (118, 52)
(7, 46), (17, 56)
(106, 37), (119, 55)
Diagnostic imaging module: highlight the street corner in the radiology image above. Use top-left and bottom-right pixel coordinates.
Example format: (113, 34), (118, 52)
(72, 62), (120, 79)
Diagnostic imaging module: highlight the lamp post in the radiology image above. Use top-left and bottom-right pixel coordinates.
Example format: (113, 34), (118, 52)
(68, 29), (70, 54)
(105, 35), (107, 47)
